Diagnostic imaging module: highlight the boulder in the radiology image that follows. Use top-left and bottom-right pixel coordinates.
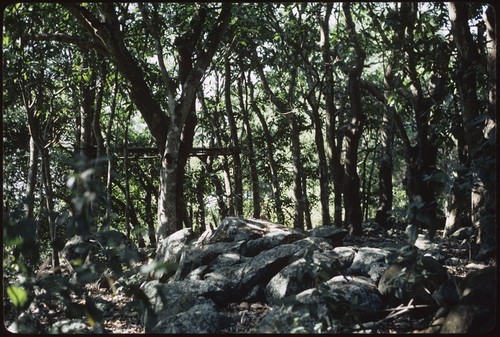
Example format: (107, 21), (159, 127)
(265, 250), (343, 303)
(139, 279), (223, 332)
(439, 266), (496, 333)
(174, 240), (245, 281)
(151, 297), (221, 333)
(307, 225), (347, 247)
(347, 247), (390, 276)
(202, 243), (306, 305)
(332, 246), (356, 269)
(61, 230), (139, 284)
(378, 255), (448, 305)
(256, 275), (382, 333)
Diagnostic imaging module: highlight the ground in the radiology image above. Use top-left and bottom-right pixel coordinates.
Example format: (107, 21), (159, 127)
(3, 224), (495, 334)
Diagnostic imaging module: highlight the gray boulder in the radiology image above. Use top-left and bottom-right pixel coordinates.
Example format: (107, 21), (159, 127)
(152, 297), (221, 333)
(202, 243), (306, 305)
(265, 250), (343, 303)
(174, 240), (245, 281)
(307, 225), (348, 247)
(151, 228), (196, 280)
(332, 246), (356, 270)
(256, 275), (382, 333)
(347, 247), (390, 276)
(139, 279), (223, 332)
(378, 255), (448, 305)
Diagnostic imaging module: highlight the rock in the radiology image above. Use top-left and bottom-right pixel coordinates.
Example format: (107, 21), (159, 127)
(307, 225), (347, 247)
(206, 217), (303, 244)
(139, 279), (223, 332)
(332, 246), (356, 269)
(174, 240), (245, 281)
(430, 267), (496, 333)
(61, 230), (139, 284)
(319, 275), (383, 317)
(265, 250), (343, 303)
(154, 228), (195, 264)
(151, 228), (196, 280)
(367, 261), (389, 283)
(378, 255), (448, 305)
(257, 275), (382, 333)
(203, 243), (306, 305)
(49, 318), (92, 334)
(347, 247), (390, 276)
(449, 226), (475, 240)
(7, 312), (42, 334)
(432, 277), (460, 308)
(152, 297), (221, 333)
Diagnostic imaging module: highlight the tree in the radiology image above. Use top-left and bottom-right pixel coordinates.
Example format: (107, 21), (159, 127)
(60, 3), (232, 240)
(448, 2), (496, 258)
(340, 3), (366, 236)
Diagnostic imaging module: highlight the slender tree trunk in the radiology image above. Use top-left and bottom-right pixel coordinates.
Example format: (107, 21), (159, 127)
(304, 74), (331, 226)
(239, 69), (261, 219)
(25, 136), (39, 221)
(196, 158), (207, 232)
(288, 114), (305, 230)
(103, 69), (119, 231)
(448, 2), (496, 257)
(374, 45), (397, 226)
(224, 56), (243, 216)
(248, 81), (284, 224)
(321, 3), (343, 227)
(124, 107), (133, 238)
(41, 148), (60, 272)
(342, 3), (366, 236)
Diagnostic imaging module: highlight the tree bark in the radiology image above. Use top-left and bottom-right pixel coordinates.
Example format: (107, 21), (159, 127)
(448, 2), (496, 257)
(239, 69), (261, 219)
(248, 80), (285, 224)
(304, 70), (331, 227)
(321, 3), (343, 228)
(342, 3), (366, 236)
(224, 56), (243, 216)
(63, 3), (232, 240)
(25, 136), (39, 221)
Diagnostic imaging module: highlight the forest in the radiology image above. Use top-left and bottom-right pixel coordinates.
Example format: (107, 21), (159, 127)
(2, 2), (496, 334)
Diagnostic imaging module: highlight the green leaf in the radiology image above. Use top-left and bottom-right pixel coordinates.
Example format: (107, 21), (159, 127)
(7, 285), (28, 309)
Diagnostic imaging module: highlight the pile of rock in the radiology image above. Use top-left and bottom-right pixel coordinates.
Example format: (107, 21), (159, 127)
(139, 217), (482, 333)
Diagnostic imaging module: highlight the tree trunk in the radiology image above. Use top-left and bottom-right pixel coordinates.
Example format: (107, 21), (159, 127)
(321, 3), (343, 228)
(342, 3), (366, 236)
(239, 69), (261, 219)
(304, 71), (331, 226)
(63, 3), (232, 241)
(196, 158), (207, 232)
(224, 56), (243, 216)
(25, 136), (39, 221)
(448, 2), (496, 257)
(41, 148), (60, 272)
(249, 81), (285, 224)
(103, 69), (119, 231)
(289, 115), (306, 230)
(375, 63), (396, 227)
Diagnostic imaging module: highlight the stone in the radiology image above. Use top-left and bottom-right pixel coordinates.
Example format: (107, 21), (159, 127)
(174, 240), (245, 281)
(49, 318), (92, 334)
(139, 279), (223, 332)
(347, 247), (390, 276)
(152, 297), (221, 333)
(307, 225), (348, 247)
(265, 250), (343, 303)
(378, 255), (448, 305)
(332, 246), (356, 270)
